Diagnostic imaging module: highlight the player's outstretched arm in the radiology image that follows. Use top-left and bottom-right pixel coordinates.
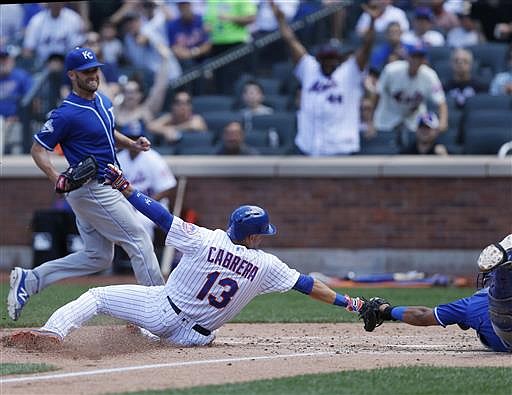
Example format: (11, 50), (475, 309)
(356, 298), (440, 332)
(269, 0), (307, 65)
(355, 3), (377, 71)
(292, 274), (364, 312)
(104, 164), (173, 232)
(378, 303), (438, 326)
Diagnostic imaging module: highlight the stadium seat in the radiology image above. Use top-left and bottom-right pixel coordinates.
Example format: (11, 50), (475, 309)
(201, 111), (243, 141)
(245, 131), (274, 154)
(437, 127), (463, 153)
(271, 61), (299, 95)
(245, 128), (291, 155)
(426, 45), (452, 65)
(250, 113), (297, 152)
(153, 142), (176, 156)
(358, 132), (400, 155)
(192, 95), (234, 113)
(174, 131), (215, 155)
(257, 77), (282, 95)
(445, 95), (459, 112)
(464, 126), (512, 155)
(271, 61), (294, 81)
(464, 94), (511, 112)
(263, 94), (290, 112)
(467, 43), (509, 75)
(448, 108), (462, 128)
(462, 109), (512, 129)
(430, 59), (452, 85)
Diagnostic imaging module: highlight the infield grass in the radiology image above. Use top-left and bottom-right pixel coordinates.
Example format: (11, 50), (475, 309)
(118, 366), (512, 395)
(0, 362), (58, 376)
(0, 280), (474, 328)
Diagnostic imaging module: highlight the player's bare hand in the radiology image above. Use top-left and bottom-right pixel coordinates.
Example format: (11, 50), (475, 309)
(269, 0), (285, 21)
(133, 136), (151, 152)
(434, 144), (449, 156)
(361, 3), (381, 21)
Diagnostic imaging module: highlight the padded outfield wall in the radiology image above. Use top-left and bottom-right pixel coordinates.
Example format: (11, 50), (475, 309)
(1, 156), (510, 276)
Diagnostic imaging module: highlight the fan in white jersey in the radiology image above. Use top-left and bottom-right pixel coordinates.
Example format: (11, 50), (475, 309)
(272, 0), (377, 156)
(117, 132), (176, 240)
(8, 164), (370, 348)
(372, 44), (448, 146)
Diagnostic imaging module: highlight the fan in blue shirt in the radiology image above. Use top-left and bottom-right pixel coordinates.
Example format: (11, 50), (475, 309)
(0, 49), (33, 118)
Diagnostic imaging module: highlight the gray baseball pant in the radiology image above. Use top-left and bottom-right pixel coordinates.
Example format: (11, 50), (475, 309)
(27, 182), (164, 293)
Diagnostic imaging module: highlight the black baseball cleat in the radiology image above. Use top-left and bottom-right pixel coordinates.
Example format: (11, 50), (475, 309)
(478, 235), (512, 272)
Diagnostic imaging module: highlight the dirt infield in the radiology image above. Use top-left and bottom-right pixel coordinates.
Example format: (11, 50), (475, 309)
(2, 323), (511, 395)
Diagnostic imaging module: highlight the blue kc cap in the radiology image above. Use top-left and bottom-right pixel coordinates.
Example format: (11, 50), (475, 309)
(65, 47), (104, 71)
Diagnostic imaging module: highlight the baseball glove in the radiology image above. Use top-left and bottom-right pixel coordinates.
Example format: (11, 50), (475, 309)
(55, 155), (98, 193)
(358, 297), (393, 332)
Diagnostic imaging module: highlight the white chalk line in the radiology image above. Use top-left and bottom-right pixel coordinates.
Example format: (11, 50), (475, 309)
(385, 344), (452, 349)
(222, 339), (454, 350)
(1, 351), (336, 384)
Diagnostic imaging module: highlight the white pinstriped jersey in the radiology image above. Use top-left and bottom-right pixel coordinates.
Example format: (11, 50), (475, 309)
(164, 217), (300, 331)
(295, 55), (364, 156)
(23, 7), (85, 67)
(374, 60), (446, 132)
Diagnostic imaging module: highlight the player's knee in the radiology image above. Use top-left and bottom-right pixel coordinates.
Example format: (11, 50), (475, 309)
(489, 294), (512, 332)
(88, 286), (108, 305)
(84, 247), (114, 269)
(87, 287), (101, 300)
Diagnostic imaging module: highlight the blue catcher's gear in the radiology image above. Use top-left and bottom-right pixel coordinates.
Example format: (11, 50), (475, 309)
(226, 205), (276, 241)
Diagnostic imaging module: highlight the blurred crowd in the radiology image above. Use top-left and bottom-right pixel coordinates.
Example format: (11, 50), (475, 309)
(1, 0), (512, 157)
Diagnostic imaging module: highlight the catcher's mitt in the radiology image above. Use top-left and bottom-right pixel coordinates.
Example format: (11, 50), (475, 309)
(358, 297), (393, 332)
(55, 155), (98, 193)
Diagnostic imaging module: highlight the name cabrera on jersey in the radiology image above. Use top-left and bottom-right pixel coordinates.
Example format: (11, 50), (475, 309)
(164, 217), (300, 331)
(295, 54), (364, 156)
(33, 92), (117, 178)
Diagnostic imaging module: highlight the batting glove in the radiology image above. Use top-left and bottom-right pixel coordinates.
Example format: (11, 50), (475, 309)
(103, 164), (130, 192)
(344, 295), (365, 313)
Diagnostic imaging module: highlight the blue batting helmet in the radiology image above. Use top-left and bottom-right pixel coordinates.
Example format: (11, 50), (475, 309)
(226, 205), (276, 241)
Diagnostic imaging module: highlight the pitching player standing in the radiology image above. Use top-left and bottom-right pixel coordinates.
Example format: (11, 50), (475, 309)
(8, 164), (367, 347)
(7, 47), (165, 322)
(272, 0), (377, 156)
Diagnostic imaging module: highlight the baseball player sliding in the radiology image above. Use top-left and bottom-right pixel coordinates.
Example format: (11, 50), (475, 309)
(8, 164), (368, 348)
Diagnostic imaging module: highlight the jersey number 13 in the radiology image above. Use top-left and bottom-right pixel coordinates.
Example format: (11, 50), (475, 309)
(196, 271), (239, 308)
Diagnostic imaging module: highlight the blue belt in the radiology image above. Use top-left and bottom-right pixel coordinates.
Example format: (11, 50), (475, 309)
(167, 296), (211, 336)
